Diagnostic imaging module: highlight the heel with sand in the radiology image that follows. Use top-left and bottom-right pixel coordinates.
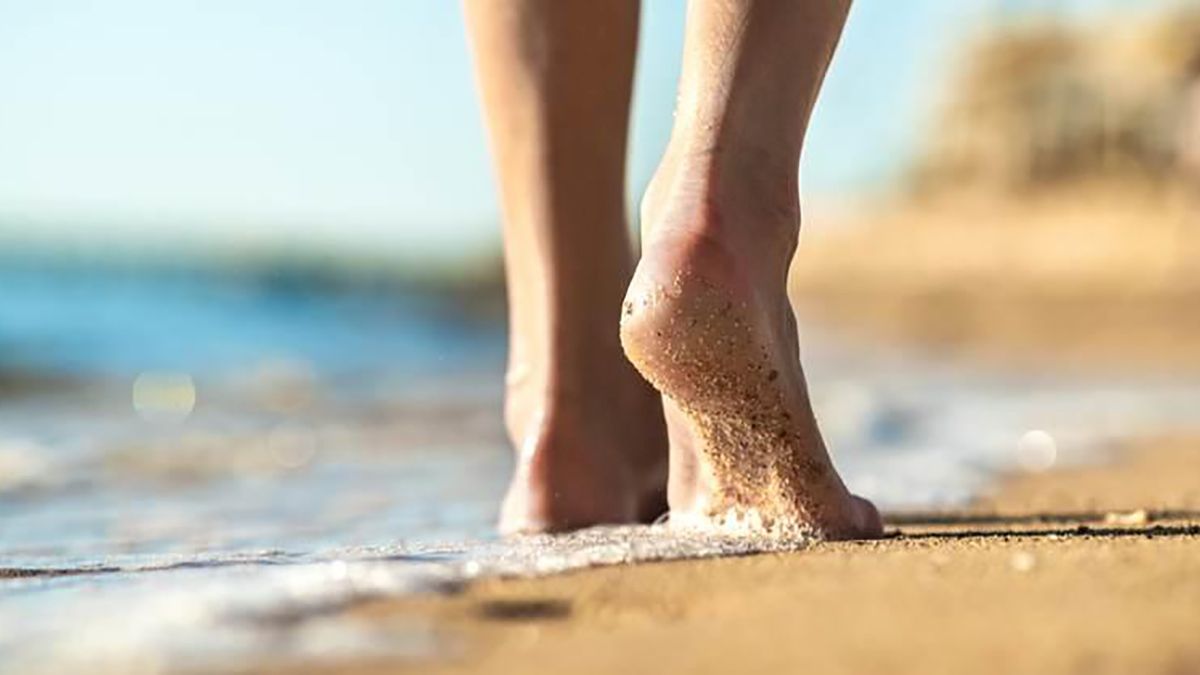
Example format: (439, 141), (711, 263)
(620, 240), (882, 539)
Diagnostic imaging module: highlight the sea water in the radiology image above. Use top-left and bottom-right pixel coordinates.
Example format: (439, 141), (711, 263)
(3, 262), (1200, 671)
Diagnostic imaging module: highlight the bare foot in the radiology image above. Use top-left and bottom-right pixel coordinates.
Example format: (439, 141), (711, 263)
(499, 357), (668, 535)
(620, 154), (882, 540)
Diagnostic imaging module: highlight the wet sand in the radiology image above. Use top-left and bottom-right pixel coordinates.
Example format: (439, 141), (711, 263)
(304, 435), (1200, 675)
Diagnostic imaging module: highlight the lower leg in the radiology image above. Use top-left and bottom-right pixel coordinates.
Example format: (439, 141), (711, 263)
(464, 0), (668, 533)
(621, 0), (881, 539)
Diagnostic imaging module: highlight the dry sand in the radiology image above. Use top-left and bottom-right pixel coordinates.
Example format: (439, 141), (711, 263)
(293, 435), (1200, 675)
(791, 189), (1200, 372)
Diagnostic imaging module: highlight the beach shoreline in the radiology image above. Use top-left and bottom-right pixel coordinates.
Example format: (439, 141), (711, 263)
(299, 434), (1200, 675)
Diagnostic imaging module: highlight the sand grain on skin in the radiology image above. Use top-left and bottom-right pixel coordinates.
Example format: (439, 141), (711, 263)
(622, 275), (833, 534)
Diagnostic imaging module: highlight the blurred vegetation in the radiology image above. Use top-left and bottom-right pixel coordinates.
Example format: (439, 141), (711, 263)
(912, 6), (1200, 194)
(793, 5), (1200, 371)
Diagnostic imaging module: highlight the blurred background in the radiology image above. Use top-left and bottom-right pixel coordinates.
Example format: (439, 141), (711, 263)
(2, 0), (1199, 566)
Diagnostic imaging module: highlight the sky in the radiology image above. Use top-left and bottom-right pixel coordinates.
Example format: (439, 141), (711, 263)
(0, 0), (1174, 260)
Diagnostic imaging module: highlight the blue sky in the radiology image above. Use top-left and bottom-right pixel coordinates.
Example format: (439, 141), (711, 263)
(0, 1), (1170, 259)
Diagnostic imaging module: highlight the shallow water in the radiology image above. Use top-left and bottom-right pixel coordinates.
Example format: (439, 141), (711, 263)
(1, 526), (817, 673)
(4, 263), (1200, 671)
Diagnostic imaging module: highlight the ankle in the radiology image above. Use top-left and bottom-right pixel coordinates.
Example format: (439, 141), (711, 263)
(502, 357), (660, 446)
(499, 359), (668, 533)
(641, 143), (801, 269)
(667, 129), (801, 194)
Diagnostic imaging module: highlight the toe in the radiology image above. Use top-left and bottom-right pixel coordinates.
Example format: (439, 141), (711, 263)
(851, 495), (885, 539)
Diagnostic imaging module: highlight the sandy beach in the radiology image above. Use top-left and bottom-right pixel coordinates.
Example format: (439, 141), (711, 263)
(5, 4), (1200, 674)
(290, 435), (1200, 675)
(791, 189), (1200, 373)
(282, 183), (1200, 674)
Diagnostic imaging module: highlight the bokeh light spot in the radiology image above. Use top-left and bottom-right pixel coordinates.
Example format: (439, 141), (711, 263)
(1016, 429), (1057, 472)
(132, 372), (197, 423)
(267, 423), (318, 469)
